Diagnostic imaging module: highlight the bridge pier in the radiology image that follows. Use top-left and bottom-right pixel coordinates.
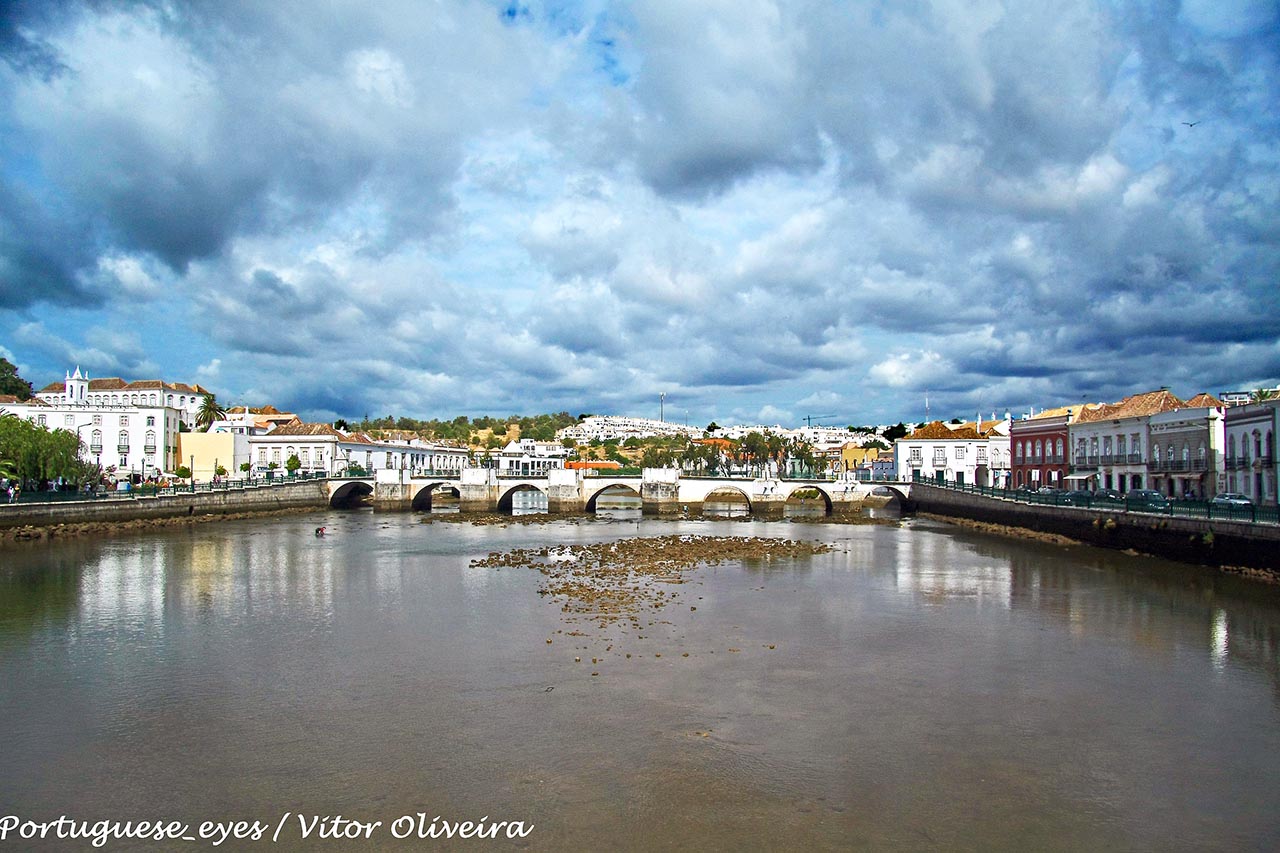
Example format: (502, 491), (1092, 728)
(459, 468), (498, 513)
(546, 469), (586, 514)
(641, 469), (681, 515)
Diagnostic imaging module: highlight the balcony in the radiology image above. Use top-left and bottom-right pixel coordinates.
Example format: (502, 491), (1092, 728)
(908, 458), (923, 468)
(144, 445), (157, 454)
(117, 445), (130, 454)
(1086, 455), (1100, 466)
(1030, 455), (1043, 464)
(1128, 453), (1143, 464)
(1100, 454), (1115, 465)
(89, 443), (102, 453)
(1258, 455), (1275, 468)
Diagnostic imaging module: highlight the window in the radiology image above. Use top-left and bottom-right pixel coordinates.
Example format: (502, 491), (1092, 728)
(64, 414), (74, 427)
(1015, 442), (1023, 461)
(933, 447), (946, 462)
(37, 414), (46, 426)
(1166, 444), (1174, 462)
(93, 414), (101, 426)
(258, 449), (266, 464)
(146, 416), (155, 427)
(120, 416), (129, 427)
(1056, 439), (1064, 458)
(91, 429), (102, 448)
(955, 446), (966, 459)
(1117, 435), (1126, 455)
(909, 447), (922, 463)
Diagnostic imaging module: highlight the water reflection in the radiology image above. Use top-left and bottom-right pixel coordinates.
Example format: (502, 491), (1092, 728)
(2, 515), (1280, 849)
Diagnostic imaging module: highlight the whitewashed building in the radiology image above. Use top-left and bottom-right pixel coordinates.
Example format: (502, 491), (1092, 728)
(484, 438), (573, 476)
(558, 415), (703, 444)
(3, 369), (182, 478)
(34, 367), (212, 428)
(247, 423), (470, 476)
(895, 419), (1011, 487)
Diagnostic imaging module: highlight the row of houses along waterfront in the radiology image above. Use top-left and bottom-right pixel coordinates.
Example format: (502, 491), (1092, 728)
(897, 388), (1278, 506)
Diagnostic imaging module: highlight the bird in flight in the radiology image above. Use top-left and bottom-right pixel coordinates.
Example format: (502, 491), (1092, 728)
(1183, 121), (1200, 127)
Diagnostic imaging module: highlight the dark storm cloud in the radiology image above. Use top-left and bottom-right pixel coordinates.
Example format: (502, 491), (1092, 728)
(1, 0), (1277, 423)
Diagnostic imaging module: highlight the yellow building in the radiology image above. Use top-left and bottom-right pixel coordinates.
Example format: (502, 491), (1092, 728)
(839, 443), (882, 473)
(176, 432), (250, 480)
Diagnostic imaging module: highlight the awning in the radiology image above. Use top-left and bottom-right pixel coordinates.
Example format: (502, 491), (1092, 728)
(1063, 472), (1095, 481)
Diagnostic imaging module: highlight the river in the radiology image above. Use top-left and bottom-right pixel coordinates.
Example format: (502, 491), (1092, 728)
(2, 510), (1279, 850)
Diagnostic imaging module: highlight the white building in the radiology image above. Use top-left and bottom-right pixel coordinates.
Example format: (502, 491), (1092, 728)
(1224, 400), (1278, 504)
(247, 423), (470, 476)
(895, 418), (1011, 487)
(483, 438), (573, 476)
(557, 415), (703, 444)
(34, 367), (212, 428)
(3, 369), (182, 478)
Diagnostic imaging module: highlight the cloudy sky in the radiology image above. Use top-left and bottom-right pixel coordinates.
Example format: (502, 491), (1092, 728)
(1, 0), (1277, 427)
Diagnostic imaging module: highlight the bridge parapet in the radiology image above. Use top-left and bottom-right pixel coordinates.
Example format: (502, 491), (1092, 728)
(329, 469), (911, 514)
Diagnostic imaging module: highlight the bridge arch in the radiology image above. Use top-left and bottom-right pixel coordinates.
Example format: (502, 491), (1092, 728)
(702, 485), (752, 512)
(497, 483), (548, 513)
(329, 481), (373, 509)
(585, 483), (641, 512)
(410, 482), (461, 511)
(782, 484), (833, 515)
(870, 485), (910, 504)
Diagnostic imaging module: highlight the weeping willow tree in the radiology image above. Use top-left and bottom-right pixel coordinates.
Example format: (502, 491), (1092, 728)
(0, 416), (98, 487)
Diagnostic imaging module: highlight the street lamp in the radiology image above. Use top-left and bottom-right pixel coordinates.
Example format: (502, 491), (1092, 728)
(660, 392), (666, 423)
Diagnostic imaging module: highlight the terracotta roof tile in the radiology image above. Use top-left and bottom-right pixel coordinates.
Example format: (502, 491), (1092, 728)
(266, 422), (346, 438)
(1077, 389), (1185, 423)
(1184, 392), (1224, 408)
(909, 421), (982, 439)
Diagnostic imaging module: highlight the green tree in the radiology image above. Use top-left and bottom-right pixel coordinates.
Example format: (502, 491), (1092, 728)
(0, 358), (34, 400)
(175, 465), (192, 479)
(1253, 388), (1277, 402)
(333, 418), (350, 431)
(0, 417), (87, 486)
(883, 422), (910, 441)
(195, 394), (228, 431)
(215, 464), (228, 477)
(285, 453), (301, 473)
(240, 462), (251, 474)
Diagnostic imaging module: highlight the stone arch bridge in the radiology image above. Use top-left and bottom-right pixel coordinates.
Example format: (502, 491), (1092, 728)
(325, 469), (912, 516)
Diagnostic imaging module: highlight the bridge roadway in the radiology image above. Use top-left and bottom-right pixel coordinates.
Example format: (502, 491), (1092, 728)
(326, 468), (912, 516)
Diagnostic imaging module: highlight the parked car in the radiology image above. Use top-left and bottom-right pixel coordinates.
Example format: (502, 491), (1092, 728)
(1210, 493), (1252, 507)
(1126, 489), (1170, 511)
(1062, 489), (1094, 505)
(1093, 488), (1124, 502)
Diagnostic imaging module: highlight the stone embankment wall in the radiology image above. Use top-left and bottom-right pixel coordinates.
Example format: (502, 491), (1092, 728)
(911, 484), (1280, 571)
(0, 481), (329, 532)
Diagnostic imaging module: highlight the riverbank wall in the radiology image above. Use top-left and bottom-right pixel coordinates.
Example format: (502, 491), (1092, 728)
(0, 480), (329, 534)
(911, 483), (1280, 571)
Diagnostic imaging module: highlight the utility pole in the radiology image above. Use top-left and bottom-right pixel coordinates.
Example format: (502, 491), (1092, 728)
(660, 392), (666, 423)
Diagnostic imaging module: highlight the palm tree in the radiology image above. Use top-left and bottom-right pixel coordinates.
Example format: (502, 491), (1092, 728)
(195, 394), (228, 431)
(1253, 388), (1277, 402)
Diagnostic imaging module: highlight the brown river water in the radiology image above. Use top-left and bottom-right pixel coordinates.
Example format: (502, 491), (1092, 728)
(2, 509), (1279, 850)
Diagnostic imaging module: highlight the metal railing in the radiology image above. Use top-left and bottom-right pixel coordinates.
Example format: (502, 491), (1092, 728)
(912, 473), (1279, 525)
(1, 470), (331, 506)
